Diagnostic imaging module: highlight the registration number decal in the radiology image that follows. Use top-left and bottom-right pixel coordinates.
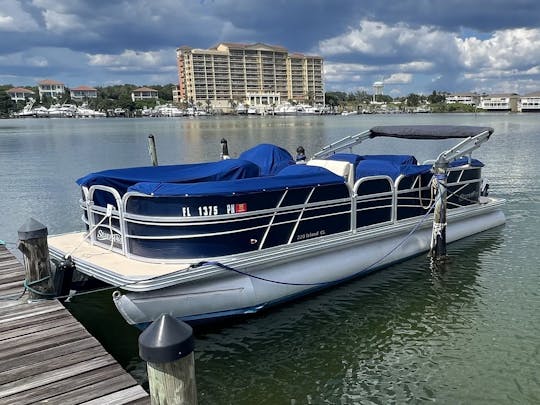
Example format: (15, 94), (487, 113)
(181, 203), (248, 217)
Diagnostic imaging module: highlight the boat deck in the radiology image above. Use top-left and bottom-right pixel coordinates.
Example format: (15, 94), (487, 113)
(48, 232), (191, 280)
(0, 244), (150, 404)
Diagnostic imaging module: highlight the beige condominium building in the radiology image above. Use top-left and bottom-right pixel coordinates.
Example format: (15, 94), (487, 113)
(175, 42), (324, 111)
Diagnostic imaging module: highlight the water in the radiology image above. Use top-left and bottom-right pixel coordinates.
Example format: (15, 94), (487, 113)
(1, 114), (538, 404)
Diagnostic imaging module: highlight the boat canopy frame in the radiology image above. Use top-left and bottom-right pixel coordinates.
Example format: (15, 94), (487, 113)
(313, 125), (494, 166)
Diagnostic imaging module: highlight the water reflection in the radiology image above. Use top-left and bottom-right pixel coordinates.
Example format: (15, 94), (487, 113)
(1, 114), (538, 404)
(63, 226), (504, 403)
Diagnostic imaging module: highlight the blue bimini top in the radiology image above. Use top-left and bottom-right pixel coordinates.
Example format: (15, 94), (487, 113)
(129, 164), (345, 197)
(76, 158), (261, 196)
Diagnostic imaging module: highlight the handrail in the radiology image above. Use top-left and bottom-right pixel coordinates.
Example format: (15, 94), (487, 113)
(313, 130), (371, 159)
(435, 129), (491, 165)
(87, 185), (127, 255)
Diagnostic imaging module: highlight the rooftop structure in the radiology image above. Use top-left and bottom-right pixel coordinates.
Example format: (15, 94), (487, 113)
(176, 42), (323, 111)
(6, 87), (35, 102)
(519, 91), (540, 112)
(37, 79), (65, 100)
(131, 87), (158, 102)
(479, 93), (520, 112)
(70, 85), (98, 100)
(446, 92), (480, 106)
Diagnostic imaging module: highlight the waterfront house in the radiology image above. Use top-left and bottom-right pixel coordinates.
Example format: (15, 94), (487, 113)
(38, 79), (65, 100)
(131, 87), (159, 102)
(6, 87), (35, 102)
(70, 85), (98, 100)
(446, 92), (480, 106)
(479, 93), (519, 112)
(519, 91), (540, 112)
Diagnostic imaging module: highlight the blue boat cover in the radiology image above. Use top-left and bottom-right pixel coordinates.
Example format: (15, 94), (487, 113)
(327, 153), (364, 167)
(128, 164), (345, 197)
(355, 155), (427, 180)
(76, 159), (260, 195)
(450, 157), (484, 167)
(238, 143), (295, 176)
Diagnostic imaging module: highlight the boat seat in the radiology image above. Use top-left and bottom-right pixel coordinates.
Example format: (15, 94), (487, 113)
(307, 159), (355, 187)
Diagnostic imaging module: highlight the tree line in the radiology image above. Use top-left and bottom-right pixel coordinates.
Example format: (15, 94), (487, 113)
(1, 84), (477, 118)
(0, 84), (177, 117)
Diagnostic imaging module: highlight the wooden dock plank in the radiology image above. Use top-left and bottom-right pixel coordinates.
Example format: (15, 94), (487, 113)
(0, 245), (149, 404)
(39, 373), (142, 405)
(0, 356), (118, 399)
(0, 308), (71, 334)
(80, 385), (150, 405)
(0, 312), (74, 340)
(0, 345), (108, 385)
(0, 323), (88, 361)
(1, 336), (101, 374)
(0, 299), (63, 323)
(0, 364), (132, 405)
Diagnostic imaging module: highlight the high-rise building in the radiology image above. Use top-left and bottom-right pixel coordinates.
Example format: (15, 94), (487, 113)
(175, 42), (323, 111)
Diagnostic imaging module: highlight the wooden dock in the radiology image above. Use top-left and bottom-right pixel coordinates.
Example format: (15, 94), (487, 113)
(0, 244), (150, 404)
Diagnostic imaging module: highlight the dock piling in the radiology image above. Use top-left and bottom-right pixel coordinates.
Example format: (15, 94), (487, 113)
(139, 314), (197, 404)
(17, 218), (55, 299)
(148, 134), (159, 166)
(430, 162), (448, 258)
(220, 138), (230, 159)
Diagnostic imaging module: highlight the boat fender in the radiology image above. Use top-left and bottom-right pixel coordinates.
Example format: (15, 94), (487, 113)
(51, 256), (75, 299)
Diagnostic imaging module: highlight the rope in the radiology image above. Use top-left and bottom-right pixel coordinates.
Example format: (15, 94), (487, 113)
(64, 207), (113, 259)
(0, 191), (453, 300)
(23, 276), (56, 297)
(419, 175), (437, 210)
(193, 200), (436, 288)
(0, 289), (26, 301)
(0, 239), (17, 247)
(31, 199), (437, 301)
(0, 275), (55, 301)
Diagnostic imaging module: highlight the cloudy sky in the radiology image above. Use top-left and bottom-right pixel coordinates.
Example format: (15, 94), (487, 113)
(1, 0), (539, 96)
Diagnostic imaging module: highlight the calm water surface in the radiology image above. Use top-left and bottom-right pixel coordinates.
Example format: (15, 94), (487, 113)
(0, 114), (538, 404)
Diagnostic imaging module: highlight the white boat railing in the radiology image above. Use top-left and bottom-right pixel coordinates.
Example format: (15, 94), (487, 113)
(313, 130), (372, 159)
(435, 129), (492, 165)
(79, 165), (484, 262)
(82, 185), (127, 256)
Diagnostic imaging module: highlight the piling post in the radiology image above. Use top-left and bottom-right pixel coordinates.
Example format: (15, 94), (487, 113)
(139, 314), (197, 404)
(430, 162), (448, 258)
(148, 134), (159, 166)
(220, 138), (230, 159)
(17, 218), (55, 299)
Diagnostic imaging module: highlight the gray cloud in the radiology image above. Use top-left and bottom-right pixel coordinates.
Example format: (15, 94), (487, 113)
(1, 0), (539, 94)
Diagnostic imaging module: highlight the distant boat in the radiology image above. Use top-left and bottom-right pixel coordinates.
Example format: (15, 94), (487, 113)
(33, 106), (50, 118)
(15, 100), (35, 117)
(236, 104), (248, 114)
(155, 104), (184, 117)
(76, 104), (106, 118)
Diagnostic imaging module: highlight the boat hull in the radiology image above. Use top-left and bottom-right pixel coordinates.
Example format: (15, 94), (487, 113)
(111, 203), (505, 326)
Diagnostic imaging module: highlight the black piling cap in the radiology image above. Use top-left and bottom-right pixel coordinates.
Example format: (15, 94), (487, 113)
(139, 314), (194, 363)
(18, 218), (48, 240)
